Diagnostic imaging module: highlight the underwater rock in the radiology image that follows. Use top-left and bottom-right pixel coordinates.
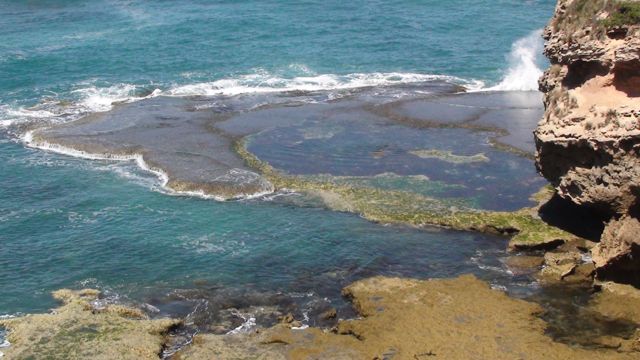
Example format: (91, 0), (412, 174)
(29, 96), (274, 200)
(237, 140), (580, 251)
(590, 281), (640, 325)
(504, 255), (545, 275)
(535, 0), (640, 281)
(408, 149), (489, 164)
(0, 289), (180, 360)
(380, 91), (544, 154)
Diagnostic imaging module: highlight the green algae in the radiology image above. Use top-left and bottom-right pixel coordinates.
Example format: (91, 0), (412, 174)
(234, 139), (578, 250)
(408, 149), (489, 164)
(602, 1), (640, 29)
(303, 173), (471, 206)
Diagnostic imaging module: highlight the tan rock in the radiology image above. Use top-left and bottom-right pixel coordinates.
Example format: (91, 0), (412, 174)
(247, 275), (636, 359)
(504, 255), (545, 275)
(592, 215), (640, 270)
(174, 333), (286, 360)
(539, 251), (582, 281)
(535, 0), (640, 281)
(0, 289), (180, 360)
(589, 281), (640, 324)
(563, 262), (596, 283)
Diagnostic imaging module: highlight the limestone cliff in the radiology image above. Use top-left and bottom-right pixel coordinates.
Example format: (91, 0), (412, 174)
(535, 0), (640, 285)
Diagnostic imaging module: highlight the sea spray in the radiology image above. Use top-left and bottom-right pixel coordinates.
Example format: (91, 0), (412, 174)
(0, 71), (479, 133)
(166, 71), (482, 96)
(489, 30), (545, 91)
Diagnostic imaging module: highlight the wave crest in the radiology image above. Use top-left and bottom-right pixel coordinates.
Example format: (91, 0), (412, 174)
(167, 71), (481, 96)
(488, 30), (545, 92)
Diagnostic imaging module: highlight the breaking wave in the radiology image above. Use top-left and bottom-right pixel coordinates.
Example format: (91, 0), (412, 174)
(0, 70), (482, 132)
(488, 29), (545, 92)
(167, 71), (483, 96)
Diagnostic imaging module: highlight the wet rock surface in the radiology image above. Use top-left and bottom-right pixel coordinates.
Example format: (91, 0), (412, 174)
(27, 83), (573, 252)
(590, 281), (640, 326)
(181, 275), (639, 359)
(30, 84), (546, 212)
(0, 289), (180, 360)
(29, 96), (274, 200)
(3, 278), (639, 359)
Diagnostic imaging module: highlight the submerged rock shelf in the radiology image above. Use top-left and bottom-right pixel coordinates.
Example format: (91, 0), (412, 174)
(30, 84), (554, 241)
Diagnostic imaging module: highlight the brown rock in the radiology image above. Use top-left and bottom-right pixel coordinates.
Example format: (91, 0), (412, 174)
(279, 313), (295, 324)
(255, 275), (637, 359)
(504, 255), (545, 275)
(593, 336), (624, 349)
(277, 313), (303, 329)
(320, 308), (337, 320)
(534, 0), (640, 282)
(592, 216), (640, 283)
(539, 251), (582, 281)
(589, 281), (640, 324)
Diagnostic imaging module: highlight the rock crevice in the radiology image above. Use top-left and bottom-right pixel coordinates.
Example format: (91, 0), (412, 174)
(535, 0), (640, 285)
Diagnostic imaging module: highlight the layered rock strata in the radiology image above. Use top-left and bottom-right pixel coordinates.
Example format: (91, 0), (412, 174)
(535, 0), (640, 285)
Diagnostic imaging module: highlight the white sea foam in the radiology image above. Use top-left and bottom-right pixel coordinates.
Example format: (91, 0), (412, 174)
(22, 131), (274, 201)
(0, 105), (58, 129)
(5, 68), (484, 202)
(487, 29), (545, 92)
(0, 324), (10, 353)
(226, 310), (257, 335)
(0, 84), (160, 132)
(167, 71), (480, 96)
(1, 69), (476, 134)
(71, 83), (161, 113)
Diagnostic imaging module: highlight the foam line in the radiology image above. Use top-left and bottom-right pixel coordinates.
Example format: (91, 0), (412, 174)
(22, 131), (272, 201)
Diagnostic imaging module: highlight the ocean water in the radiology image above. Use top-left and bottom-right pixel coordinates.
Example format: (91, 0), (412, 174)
(0, 0), (557, 330)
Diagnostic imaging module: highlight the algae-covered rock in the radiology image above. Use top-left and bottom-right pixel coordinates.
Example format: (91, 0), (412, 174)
(590, 282), (640, 325)
(235, 139), (580, 251)
(0, 289), (180, 360)
(539, 251), (583, 281)
(173, 333), (286, 360)
(250, 275), (638, 359)
(408, 149), (489, 164)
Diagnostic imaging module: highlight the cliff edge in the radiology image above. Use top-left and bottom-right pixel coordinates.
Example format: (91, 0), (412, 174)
(535, 0), (640, 285)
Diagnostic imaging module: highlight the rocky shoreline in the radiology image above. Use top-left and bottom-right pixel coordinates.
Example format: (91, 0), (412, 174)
(535, 0), (640, 286)
(3, 1), (640, 359)
(2, 276), (640, 359)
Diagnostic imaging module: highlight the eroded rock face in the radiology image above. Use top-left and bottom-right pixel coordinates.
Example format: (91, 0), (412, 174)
(535, 0), (640, 284)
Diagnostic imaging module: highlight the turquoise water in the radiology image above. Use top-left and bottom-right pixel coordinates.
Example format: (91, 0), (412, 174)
(1, 0), (554, 108)
(0, 139), (517, 318)
(0, 0), (556, 323)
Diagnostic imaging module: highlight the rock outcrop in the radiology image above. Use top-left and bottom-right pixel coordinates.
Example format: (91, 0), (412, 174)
(0, 289), (180, 360)
(184, 275), (638, 359)
(4, 279), (639, 359)
(535, 0), (640, 285)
